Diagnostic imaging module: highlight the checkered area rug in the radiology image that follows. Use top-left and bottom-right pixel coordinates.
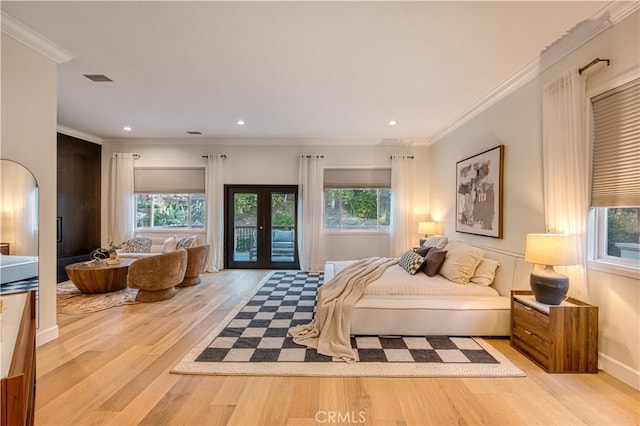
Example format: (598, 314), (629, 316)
(172, 271), (525, 377)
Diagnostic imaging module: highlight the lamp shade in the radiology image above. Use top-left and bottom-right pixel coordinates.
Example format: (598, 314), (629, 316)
(524, 233), (578, 266)
(418, 221), (437, 235)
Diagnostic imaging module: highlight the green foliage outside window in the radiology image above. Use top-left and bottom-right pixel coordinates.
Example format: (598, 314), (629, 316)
(136, 194), (205, 229)
(325, 188), (390, 230)
(607, 207), (640, 257)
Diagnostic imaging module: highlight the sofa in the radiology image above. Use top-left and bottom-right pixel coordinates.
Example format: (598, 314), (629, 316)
(117, 235), (201, 259)
(249, 229), (295, 260)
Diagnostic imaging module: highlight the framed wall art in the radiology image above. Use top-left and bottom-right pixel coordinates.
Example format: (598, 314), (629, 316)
(455, 145), (504, 238)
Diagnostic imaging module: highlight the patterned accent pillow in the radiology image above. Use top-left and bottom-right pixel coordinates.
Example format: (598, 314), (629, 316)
(176, 235), (197, 249)
(123, 236), (152, 253)
(398, 250), (426, 275)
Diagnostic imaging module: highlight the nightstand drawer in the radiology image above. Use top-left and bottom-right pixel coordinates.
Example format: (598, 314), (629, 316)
(512, 328), (550, 368)
(513, 300), (549, 341)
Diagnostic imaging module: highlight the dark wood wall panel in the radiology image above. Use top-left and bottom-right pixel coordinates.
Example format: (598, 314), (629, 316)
(57, 133), (101, 282)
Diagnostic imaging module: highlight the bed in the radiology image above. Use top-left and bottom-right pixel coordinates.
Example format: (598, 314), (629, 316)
(1, 254), (39, 293)
(323, 242), (532, 337)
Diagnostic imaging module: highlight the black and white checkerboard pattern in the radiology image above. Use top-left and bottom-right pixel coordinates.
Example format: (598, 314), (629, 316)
(196, 271), (498, 364)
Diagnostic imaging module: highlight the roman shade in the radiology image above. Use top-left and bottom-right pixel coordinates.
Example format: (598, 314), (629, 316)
(134, 168), (205, 194)
(323, 168), (391, 188)
(590, 78), (640, 207)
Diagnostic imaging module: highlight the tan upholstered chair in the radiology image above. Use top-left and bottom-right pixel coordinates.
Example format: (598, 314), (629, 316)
(127, 249), (187, 302)
(178, 244), (210, 287)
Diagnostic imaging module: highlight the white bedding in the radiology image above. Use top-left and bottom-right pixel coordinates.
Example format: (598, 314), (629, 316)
(1, 254), (39, 284)
(332, 261), (500, 297)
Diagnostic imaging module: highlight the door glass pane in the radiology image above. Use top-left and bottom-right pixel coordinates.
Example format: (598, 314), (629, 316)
(233, 192), (257, 262)
(271, 192), (295, 262)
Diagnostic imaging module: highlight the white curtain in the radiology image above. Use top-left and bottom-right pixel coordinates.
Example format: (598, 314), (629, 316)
(205, 155), (225, 272)
(0, 160), (38, 255)
(298, 155), (325, 271)
(542, 69), (589, 301)
(109, 153), (136, 246)
(390, 155), (415, 257)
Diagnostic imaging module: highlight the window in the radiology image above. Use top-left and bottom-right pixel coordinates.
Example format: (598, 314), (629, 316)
(136, 194), (205, 229)
(589, 77), (639, 269)
(323, 168), (391, 231)
(134, 167), (206, 230)
(594, 208), (640, 267)
(324, 188), (390, 231)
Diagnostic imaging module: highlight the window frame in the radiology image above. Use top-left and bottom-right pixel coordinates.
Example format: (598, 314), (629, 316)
(135, 193), (206, 230)
(323, 187), (391, 234)
(586, 70), (640, 278)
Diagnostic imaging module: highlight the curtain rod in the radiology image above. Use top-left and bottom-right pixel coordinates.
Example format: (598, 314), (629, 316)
(201, 154), (227, 159)
(579, 57), (610, 75)
(301, 155), (324, 158)
(390, 155), (414, 159)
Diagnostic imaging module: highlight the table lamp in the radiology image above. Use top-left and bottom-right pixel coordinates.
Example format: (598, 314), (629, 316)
(418, 221), (437, 238)
(524, 233), (578, 305)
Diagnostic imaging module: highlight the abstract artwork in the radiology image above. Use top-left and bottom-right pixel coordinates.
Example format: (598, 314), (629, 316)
(456, 145), (504, 238)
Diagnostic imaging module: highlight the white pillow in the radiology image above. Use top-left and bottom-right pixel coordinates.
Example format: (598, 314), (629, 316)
(421, 236), (448, 250)
(439, 241), (485, 284)
(162, 236), (178, 253)
(470, 258), (500, 286)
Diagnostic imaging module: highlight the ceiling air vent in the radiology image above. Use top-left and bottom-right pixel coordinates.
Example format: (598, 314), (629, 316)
(187, 131), (202, 135)
(83, 74), (113, 82)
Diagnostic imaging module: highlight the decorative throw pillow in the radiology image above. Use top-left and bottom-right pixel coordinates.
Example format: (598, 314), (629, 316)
(176, 235), (197, 249)
(421, 236), (448, 250)
(398, 250), (426, 275)
(162, 236), (178, 253)
(470, 258), (500, 286)
(423, 248), (447, 277)
(415, 245), (432, 257)
(439, 241), (485, 284)
(123, 236), (152, 253)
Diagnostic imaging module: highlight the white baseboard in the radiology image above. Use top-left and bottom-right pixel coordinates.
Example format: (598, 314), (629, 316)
(36, 325), (59, 347)
(599, 352), (640, 390)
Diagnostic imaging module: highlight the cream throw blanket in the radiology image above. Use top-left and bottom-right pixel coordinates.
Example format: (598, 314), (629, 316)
(288, 257), (398, 363)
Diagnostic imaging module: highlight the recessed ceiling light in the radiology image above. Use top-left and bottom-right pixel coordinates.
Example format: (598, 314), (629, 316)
(236, 119), (245, 126)
(122, 126), (132, 132)
(388, 120), (397, 126)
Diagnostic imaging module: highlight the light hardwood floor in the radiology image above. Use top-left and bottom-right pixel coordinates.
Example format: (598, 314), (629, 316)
(37, 270), (639, 425)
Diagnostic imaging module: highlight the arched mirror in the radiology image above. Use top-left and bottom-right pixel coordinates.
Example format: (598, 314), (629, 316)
(0, 159), (39, 299)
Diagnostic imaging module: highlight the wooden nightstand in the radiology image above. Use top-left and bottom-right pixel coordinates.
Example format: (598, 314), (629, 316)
(511, 290), (598, 373)
(0, 243), (9, 255)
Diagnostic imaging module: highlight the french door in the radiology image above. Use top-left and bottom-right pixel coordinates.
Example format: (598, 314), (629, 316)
(225, 185), (299, 269)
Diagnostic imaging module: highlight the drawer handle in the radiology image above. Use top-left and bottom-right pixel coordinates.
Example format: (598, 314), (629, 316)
(523, 330), (532, 335)
(523, 306), (532, 311)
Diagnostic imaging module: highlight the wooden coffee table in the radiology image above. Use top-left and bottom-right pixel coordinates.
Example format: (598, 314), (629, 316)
(65, 258), (136, 294)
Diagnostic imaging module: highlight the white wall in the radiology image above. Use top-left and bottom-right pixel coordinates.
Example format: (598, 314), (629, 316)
(429, 11), (639, 389)
(1, 34), (59, 347)
(101, 142), (430, 263)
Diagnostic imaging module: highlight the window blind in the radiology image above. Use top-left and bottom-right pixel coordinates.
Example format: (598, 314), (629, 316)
(590, 78), (640, 207)
(323, 168), (391, 188)
(134, 168), (205, 193)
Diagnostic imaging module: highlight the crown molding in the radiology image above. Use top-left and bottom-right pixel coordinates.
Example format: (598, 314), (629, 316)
(57, 126), (103, 145)
(100, 137), (426, 147)
(426, 1), (639, 145)
(1, 12), (75, 64)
